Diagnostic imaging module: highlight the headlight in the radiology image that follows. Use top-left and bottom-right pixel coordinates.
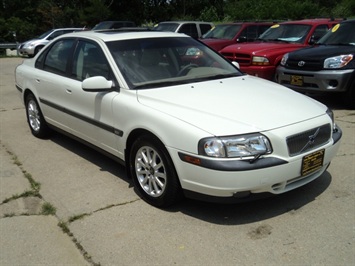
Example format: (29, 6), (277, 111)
(326, 108), (336, 130)
(280, 53), (289, 66)
(199, 133), (272, 158)
(252, 56), (270, 66)
(24, 43), (34, 48)
(324, 54), (353, 69)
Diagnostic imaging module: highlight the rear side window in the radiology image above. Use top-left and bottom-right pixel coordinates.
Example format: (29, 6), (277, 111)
(179, 24), (199, 38)
(239, 25), (258, 41)
(258, 25), (272, 36)
(200, 24), (213, 35)
(312, 25), (330, 42)
(42, 39), (74, 75)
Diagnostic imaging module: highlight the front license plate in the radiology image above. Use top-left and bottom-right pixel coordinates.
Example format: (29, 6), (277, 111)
(290, 75), (303, 86)
(301, 149), (325, 176)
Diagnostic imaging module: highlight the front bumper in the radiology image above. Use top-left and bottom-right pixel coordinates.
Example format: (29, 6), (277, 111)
(18, 45), (35, 56)
(276, 66), (354, 93)
(168, 119), (342, 200)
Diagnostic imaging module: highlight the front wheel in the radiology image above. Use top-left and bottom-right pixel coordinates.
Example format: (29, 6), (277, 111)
(129, 135), (183, 207)
(25, 94), (51, 138)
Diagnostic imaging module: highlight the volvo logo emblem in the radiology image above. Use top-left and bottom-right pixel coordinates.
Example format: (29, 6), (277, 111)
(298, 61), (306, 67)
(300, 127), (320, 153)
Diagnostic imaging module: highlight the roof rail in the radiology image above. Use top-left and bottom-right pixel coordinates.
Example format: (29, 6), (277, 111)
(94, 27), (151, 33)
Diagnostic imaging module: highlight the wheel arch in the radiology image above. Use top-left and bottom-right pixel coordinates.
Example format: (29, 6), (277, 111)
(125, 128), (168, 176)
(23, 88), (37, 104)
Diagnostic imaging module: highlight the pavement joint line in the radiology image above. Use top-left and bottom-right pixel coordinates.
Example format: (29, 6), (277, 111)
(1, 141), (139, 266)
(1, 143), (100, 265)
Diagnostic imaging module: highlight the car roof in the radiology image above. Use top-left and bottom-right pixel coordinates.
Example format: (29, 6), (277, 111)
(219, 21), (276, 25)
(62, 30), (190, 42)
(158, 21), (213, 24)
(279, 18), (342, 25)
(52, 28), (85, 30)
(340, 18), (355, 24)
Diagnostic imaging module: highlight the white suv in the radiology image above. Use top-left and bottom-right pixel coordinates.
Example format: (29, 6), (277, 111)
(18, 28), (84, 57)
(153, 21), (213, 38)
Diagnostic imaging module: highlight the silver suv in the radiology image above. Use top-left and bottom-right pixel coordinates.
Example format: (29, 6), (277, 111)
(18, 28), (84, 57)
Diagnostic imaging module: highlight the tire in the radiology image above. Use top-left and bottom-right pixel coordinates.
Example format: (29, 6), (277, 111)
(129, 135), (183, 207)
(33, 46), (42, 57)
(25, 94), (51, 138)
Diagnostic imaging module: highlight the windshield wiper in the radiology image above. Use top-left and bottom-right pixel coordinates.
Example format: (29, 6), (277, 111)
(133, 80), (190, 90)
(204, 73), (240, 80)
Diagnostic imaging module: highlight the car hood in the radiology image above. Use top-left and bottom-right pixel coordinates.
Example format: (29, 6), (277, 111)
(288, 45), (355, 60)
(221, 42), (305, 56)
(137, 75), (325, 136)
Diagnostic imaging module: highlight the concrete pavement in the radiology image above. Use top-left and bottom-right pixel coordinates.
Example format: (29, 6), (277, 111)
(0, 57), (354, 265)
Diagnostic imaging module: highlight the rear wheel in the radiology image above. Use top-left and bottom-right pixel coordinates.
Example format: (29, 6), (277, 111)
(25, 94), (51, 138)
(129, 135), (183, 207)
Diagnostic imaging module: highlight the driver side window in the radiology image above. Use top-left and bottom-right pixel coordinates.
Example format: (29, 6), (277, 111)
(71, 41), (110, 81)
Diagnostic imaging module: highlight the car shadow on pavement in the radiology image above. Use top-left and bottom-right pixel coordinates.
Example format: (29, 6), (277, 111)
(49, 129), (332, 225)
(172, 172), (332, 225)
(50, 132), (132, 185)
(305, 93), (348, 110)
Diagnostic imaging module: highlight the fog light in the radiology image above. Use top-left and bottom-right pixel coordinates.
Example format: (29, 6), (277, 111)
(328, 80), (338, 88)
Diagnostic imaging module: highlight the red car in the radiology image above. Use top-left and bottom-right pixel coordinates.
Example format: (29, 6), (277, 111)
(200, 21), (274, 51)
(220, 19), (342, 80)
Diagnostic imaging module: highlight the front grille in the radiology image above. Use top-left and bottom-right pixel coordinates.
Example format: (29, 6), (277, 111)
(220, 52), (251, 65)
(286, 124), (331, 156)
(286, 59), (323, 71)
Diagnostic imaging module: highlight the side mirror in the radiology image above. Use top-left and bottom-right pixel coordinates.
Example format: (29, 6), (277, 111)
(82, 76), (113, 92)
(232, 61), (240, 68)
(186, 47), (203, 56)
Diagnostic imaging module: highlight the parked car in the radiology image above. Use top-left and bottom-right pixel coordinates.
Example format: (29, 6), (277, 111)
(200, 21), (275, 51)
(153, 21), (213, 38)
(15, 30), (342, 207)
(92, 21), (136, 30)
(18, 28), (85, 57)
(220, 19), (342, 80)
(276, 19), (355, 109)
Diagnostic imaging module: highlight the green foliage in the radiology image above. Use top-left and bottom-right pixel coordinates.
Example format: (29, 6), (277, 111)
(41, 202), (56, 215)
(200, 6), (220, 22)
(0, 0), (353, 42)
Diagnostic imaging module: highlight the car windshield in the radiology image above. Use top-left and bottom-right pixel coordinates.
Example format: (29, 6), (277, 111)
(201, 24), (242, 40)
(317, 22), (355, 45)
(37, 29), (55, 39)
(107, 37), (242, 89)
(258, 24), (311, 43)
(92, 22), (113, 30)
(153, 23), (179, 32)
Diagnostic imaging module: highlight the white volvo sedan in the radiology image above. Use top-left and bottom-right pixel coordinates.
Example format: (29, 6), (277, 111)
(15, 30), (342, 207)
